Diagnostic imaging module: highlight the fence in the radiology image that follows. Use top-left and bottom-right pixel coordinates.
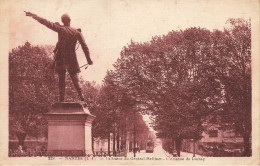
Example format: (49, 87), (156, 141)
(9, 149), (47, 157)
(93, 149), (127, 157)
(9, 140), (127, 157)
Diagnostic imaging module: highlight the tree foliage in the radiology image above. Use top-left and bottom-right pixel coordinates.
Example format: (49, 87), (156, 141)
(9, 42), (58, 144)
(91, 69), (151, 154)
(106, 18), (251, 156)
(215, 18), (251, 156)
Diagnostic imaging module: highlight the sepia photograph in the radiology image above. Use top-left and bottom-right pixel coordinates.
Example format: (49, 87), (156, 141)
(0, 0), (259, 165)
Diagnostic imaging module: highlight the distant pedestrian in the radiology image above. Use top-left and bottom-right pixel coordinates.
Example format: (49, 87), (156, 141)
(16, 145), (24, 156)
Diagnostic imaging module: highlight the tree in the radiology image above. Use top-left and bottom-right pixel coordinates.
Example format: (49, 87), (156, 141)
(9, 42), (58, 145)
(90, 67), (152, 156)
(213, 18), (251, 156)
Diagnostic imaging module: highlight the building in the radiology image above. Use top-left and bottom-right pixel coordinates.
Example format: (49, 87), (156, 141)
(181, 124), (245, 156)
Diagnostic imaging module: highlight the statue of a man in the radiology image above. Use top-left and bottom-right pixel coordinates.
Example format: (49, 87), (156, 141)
(25, 12), (93, 103)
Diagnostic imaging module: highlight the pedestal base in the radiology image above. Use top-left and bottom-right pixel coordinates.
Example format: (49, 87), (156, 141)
(45, 102), (95, 156)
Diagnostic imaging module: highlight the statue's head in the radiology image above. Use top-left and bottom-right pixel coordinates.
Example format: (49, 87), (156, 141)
(61, 14), (71, 26)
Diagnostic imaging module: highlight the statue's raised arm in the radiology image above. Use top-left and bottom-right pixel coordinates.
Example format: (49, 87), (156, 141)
(25, 11), (63, 32)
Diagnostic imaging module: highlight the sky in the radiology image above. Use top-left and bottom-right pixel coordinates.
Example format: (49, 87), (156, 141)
(4, 0), (256, 131)
(6, 0), (254, 86)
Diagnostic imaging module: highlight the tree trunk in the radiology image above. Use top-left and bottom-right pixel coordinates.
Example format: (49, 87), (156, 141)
(92, 135), (94, 154)
(171, 138), (175, 154)
(113, 131), (116, 156)
(133, 110), (136, 157)
(176, 138), (182, 157)
(16, 132), (26, 146)
(243, 134), (251, 156)
(108, 133), (110, 156)
(117, 128), (120, 151)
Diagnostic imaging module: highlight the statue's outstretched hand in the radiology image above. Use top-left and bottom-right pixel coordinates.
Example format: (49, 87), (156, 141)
(24, 11), (35, 17)
(88, 60), (93, 65)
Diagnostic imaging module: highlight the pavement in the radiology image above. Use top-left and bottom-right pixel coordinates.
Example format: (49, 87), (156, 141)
(180, 151), (203, 157)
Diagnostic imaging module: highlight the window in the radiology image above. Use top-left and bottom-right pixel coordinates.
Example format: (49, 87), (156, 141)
(209, 130), (218, 137)
(223, 131), (231, 138)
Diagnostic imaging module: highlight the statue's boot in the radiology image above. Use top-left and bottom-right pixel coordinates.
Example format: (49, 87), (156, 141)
(70, 72), (87, 107)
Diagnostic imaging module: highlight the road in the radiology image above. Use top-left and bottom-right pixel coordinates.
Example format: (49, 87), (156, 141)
(127, 139), (202, 158)
(127, 144), (171, 158)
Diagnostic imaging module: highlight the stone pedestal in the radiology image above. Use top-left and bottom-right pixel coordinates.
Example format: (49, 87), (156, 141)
(45, 102), (95, 156)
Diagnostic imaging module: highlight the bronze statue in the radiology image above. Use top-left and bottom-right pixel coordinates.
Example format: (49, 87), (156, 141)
(25, 12), (93, 103)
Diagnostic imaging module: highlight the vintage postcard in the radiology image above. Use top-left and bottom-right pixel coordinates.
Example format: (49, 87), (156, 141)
(0, 0), (259, 165)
